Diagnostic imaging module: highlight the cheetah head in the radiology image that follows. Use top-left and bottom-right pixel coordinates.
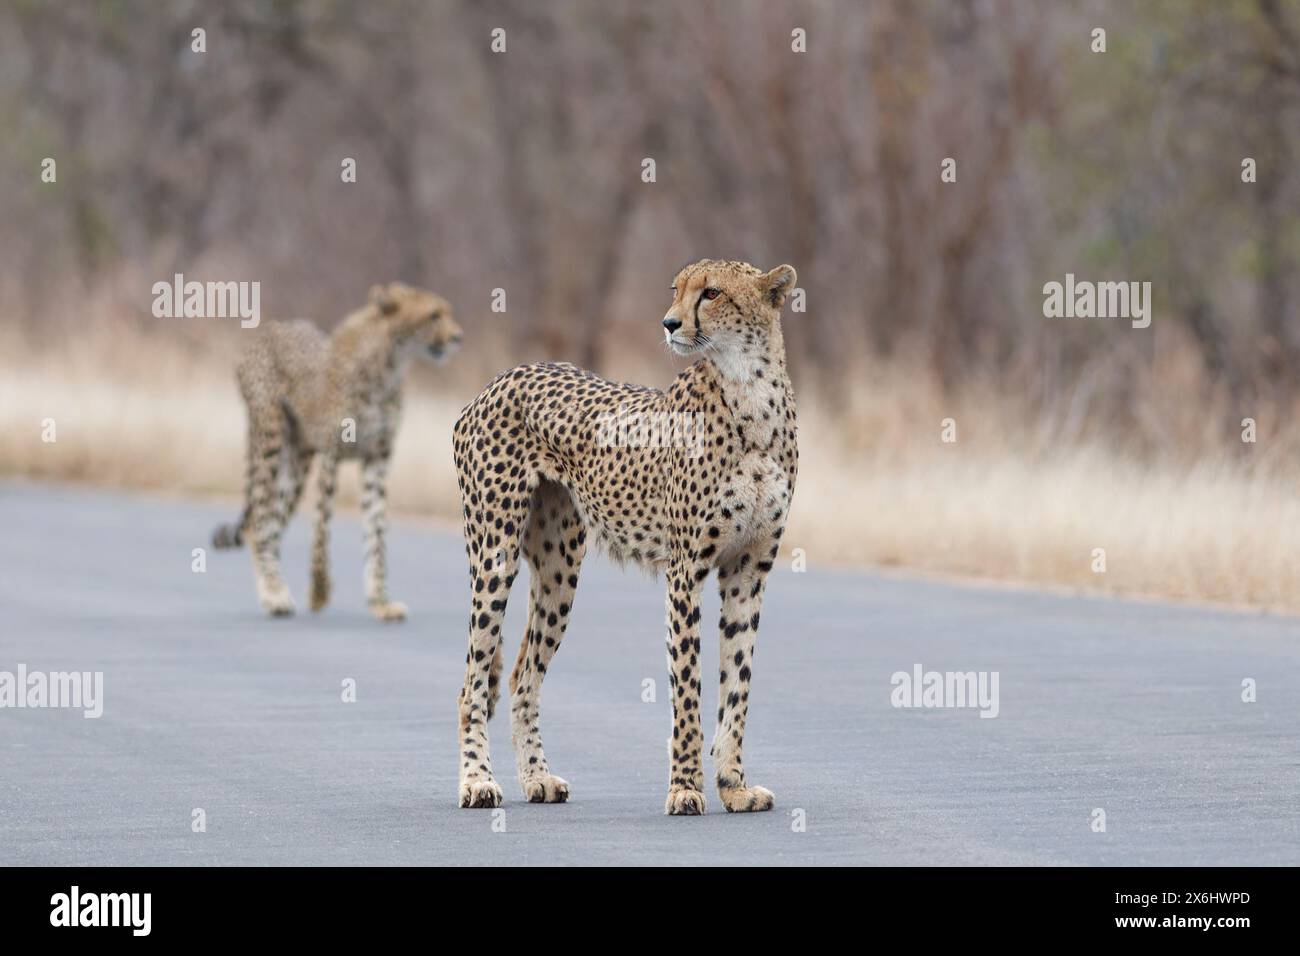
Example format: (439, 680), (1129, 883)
(369, 282), (463, 364)
(662, 260), (797, 367)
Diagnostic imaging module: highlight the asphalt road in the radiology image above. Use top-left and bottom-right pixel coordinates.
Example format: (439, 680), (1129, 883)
(2, 482), (1298, 866)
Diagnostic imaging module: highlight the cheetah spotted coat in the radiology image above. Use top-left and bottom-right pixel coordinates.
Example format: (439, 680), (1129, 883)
(453, 259), (797, 814)
(213, 283), (461, 620)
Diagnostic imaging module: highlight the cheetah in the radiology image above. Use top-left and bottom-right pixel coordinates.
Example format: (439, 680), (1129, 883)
(213, 283), (462, 620)
(452, 259), (798, 814)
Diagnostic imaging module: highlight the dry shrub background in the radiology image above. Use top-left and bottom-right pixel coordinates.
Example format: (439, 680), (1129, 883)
(6, 280), (1299, 613)
(5, 1), (1300, 611)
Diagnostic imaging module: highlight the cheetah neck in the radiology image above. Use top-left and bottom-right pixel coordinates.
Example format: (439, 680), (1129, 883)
(707, 319), (786, 383)
(702, 321), (792, 451)
(327, 323), (412, 407)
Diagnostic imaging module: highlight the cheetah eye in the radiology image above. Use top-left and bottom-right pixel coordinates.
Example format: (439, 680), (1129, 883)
(704, 288), (721, 300)
(429, 311), (441, 321)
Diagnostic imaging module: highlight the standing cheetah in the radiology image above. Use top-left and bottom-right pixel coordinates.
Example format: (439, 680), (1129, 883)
(452, 259), (797, 814)
(213, 283), (462, 620)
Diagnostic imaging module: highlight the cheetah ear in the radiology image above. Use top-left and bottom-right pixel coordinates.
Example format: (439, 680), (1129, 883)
(369, 283), (399, 316)
(759, 265), (797, 309)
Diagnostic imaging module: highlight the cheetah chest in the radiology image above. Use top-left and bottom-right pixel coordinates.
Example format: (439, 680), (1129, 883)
(710, 451), (791, 559)
(329, 384), (401, 459)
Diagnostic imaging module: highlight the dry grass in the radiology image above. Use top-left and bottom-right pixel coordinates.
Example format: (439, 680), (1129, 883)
(0, 320), (465, 520)
(791, 429), (1300, 610)
(4, 320), (1299, 614)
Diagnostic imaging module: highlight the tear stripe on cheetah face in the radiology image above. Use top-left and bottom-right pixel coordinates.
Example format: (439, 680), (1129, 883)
(211, 282), (462, 620)
(453, 258), (798, 814)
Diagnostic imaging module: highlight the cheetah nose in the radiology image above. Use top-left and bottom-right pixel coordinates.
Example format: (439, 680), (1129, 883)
(662, 316), (682, 333)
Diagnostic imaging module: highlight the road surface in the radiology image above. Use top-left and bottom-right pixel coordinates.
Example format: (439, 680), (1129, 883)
(1, 482), (1297, 865)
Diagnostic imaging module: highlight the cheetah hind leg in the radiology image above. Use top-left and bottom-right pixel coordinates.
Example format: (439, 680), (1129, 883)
(456, 482), (531, 809)
(247, 407), (296, 617)
(509, 480), (586, 804)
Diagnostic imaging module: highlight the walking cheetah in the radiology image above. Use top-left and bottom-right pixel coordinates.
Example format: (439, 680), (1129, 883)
(452, 259), (797, 814)
(213, 282), (462, 620)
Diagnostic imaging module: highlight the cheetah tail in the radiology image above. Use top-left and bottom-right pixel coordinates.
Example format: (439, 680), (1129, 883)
(211, 518), (246, 550)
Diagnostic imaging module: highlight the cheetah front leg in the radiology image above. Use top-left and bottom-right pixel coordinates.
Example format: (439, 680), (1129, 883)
(361, 453), (406, 622)
(664, 556), (710, 815)
(712, 540), (779, 813)
(308, 450), (338, 612)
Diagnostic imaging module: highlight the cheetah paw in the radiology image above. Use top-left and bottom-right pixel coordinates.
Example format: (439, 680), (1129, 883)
(258, 585), (296, 617)
(665, 788), (707, 816)
(369, 600), (408, 622)
(719, 785), (775, 813)
(522, 774), (570, 803)
(459, 778), (504, 809)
